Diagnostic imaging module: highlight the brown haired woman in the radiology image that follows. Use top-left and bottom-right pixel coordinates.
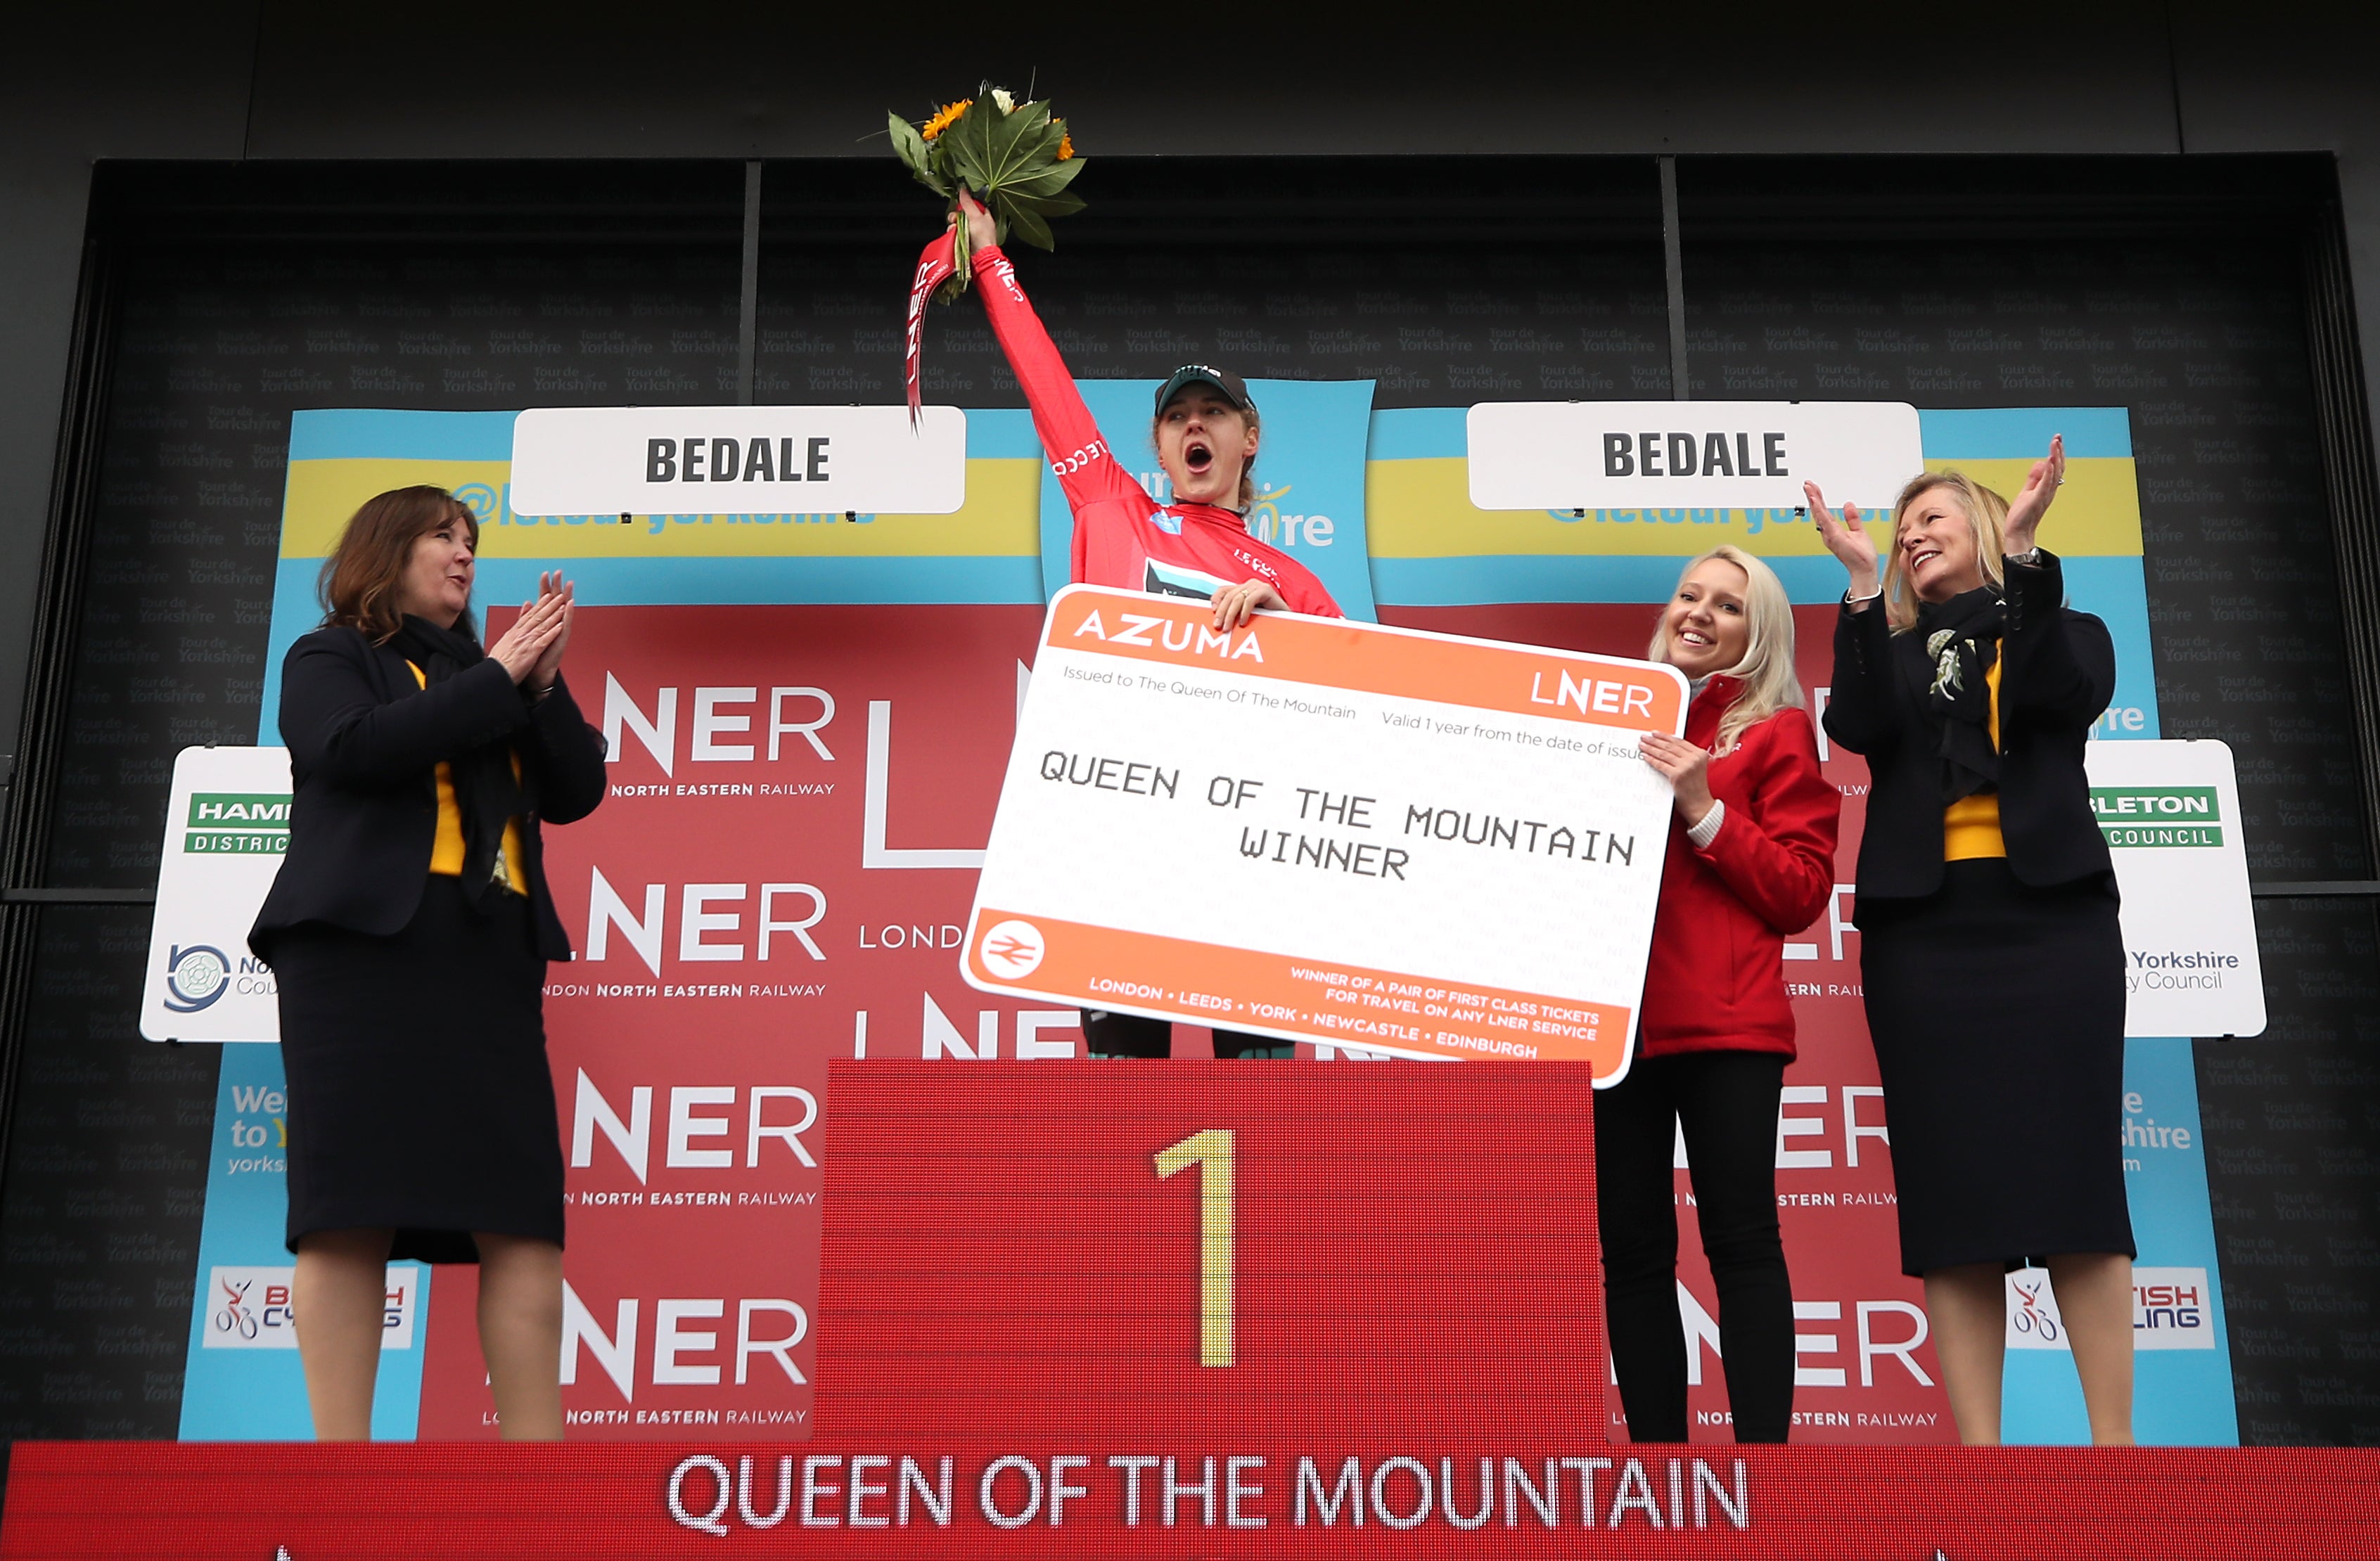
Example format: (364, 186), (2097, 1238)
(1808, 437), (2136, 1445)
(249, 485), (607, 1439)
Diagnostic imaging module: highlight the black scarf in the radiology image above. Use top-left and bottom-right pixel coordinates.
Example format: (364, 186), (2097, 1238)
(390, 615), (525, 909)
(1902, 586), (2005, 804)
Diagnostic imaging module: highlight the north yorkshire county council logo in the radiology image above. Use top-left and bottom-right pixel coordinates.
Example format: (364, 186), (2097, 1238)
(980, 920), (1047, 979)
(162, 944), (231, 1013)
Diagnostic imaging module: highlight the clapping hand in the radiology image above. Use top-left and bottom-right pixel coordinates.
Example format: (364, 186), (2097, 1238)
(2002, 434), (2065, 556)
(489, 572), (575, 690)
(1805, 480), (1881, 604)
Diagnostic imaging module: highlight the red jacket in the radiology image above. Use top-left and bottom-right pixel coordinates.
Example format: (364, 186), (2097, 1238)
(1637, 676), (1841, 1060)
(971, 245), (1343, 617)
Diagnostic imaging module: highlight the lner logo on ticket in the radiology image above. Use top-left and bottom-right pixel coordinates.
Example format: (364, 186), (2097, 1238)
(962, 585), (1688, 1081)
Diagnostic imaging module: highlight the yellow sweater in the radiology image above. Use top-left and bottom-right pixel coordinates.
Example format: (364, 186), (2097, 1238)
(406, 662), (530, 894)
(1942, 657), (2006, 861)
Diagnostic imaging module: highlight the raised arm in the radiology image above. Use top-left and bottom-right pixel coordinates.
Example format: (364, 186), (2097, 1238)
(2000, 551), (2116, 728)
(1805, 481), (1897, 756)
(957, 191), (1142, 518)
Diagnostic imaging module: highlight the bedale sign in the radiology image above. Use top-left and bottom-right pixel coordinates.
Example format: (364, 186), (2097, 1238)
(1464, 400), (1924, 511)
(507, 406), (968, 518)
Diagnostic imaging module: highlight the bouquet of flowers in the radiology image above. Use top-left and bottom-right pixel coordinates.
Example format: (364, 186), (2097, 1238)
(894, 86), (1085, 420)
(890, 86), (1085, 300)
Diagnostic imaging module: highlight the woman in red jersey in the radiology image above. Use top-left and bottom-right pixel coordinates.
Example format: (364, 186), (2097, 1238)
(952, 191), (1341, 627)
(1597, 544), (1841, 1444)
(951, 191), (1341, 1057)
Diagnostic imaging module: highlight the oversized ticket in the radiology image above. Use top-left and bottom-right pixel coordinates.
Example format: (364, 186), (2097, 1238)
(962, 586), (1689, 1078)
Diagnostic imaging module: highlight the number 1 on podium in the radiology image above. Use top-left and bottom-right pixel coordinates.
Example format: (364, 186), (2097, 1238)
(1155, 1129), (1235, 1368)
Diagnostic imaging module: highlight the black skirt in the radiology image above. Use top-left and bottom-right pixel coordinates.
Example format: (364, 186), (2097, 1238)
(1859, 857), (2135, 1277)
(273, 875), (565, 1262)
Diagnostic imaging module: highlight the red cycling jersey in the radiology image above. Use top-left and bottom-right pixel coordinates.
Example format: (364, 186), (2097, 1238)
(971, 244), (1344, 617)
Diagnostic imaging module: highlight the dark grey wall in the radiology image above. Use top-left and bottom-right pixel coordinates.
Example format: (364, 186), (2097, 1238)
(4, 0), (2378, 835)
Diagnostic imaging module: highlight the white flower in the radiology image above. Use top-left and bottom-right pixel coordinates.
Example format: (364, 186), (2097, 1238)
(990, 88), (1016, 114)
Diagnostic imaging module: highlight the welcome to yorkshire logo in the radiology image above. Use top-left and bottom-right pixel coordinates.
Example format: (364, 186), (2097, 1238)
(2091, 785), (2220, 849)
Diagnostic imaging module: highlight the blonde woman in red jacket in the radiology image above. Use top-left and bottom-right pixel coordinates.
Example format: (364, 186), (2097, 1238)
(1597, 544), (1841, 1443)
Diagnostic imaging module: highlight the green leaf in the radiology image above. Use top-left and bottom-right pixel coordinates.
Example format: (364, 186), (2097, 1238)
(999, 157), (1086, 198)
(972, 98), (1059, 195)
(942, 103), (997, 191)
(888, 112), (952, 197)
(1004, 188), (1086, 219)
(1002, 202), (1056, 251)
(887, 111), (931, 178)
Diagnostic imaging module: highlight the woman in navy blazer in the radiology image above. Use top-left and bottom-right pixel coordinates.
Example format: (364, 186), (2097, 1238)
(251, 484), (606, 1441)
(1808, 441), (2135, 1446)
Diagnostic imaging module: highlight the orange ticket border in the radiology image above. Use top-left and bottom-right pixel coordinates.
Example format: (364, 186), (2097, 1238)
(965, 908), (1632, 1076)
(1044, 584), (1689, 737)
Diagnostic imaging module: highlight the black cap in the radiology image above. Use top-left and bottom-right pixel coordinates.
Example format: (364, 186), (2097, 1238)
(1154, 364), (1256, 418)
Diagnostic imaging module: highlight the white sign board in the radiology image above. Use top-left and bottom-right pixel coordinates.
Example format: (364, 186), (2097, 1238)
(139, 745), (290, 1043)
(2087, 738), (2267, 1039)
(1466, 399), (1923, 512)
(508, 405), (968, 517)
(961, 586), (1686, 1078)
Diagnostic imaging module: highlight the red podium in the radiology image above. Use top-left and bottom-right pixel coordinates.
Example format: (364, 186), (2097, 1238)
(814, 1060), (1606, 1440)
(4, 1062), (2378, 1557)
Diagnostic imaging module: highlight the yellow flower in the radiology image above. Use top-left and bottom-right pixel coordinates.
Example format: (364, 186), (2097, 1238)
(921, 100), (971, 141)
(1056, 130), (1075, 161)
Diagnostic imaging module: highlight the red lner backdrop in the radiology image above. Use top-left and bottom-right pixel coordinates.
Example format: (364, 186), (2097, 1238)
(413, 600), (1928, 1444)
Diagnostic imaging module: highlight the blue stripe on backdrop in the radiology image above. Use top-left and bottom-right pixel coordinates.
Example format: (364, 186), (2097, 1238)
(1920, 406), (2132, 459)
(1367, 406), (1469, 461)
(286, 409), (517, 463)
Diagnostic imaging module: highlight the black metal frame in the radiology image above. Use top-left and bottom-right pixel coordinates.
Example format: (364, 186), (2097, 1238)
(0, 231), (119, 1197)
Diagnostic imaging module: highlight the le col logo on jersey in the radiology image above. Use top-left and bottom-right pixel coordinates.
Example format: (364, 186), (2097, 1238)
(204, 1265), (417, 1350)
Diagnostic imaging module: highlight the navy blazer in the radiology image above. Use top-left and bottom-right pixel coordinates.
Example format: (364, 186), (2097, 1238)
(249, 625), (608, 962)
(1823, 549), (2116, 908)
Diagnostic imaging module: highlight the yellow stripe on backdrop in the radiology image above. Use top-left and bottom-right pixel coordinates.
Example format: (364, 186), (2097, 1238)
(279, 457), (1044, 561)
(1365, 456), (2142, 561)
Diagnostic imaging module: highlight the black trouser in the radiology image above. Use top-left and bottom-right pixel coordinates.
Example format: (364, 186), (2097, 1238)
(1593, 1050), (1793, 1443)
(1080, 1010), (1292, 1059)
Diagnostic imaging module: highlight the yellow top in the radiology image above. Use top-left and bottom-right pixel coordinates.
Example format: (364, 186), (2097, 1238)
(406, 662), (530, 895)
(1942, 657), (2007, 861)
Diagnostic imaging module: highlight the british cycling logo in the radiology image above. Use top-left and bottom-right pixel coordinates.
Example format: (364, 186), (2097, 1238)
(162, 943), (231, 1013)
